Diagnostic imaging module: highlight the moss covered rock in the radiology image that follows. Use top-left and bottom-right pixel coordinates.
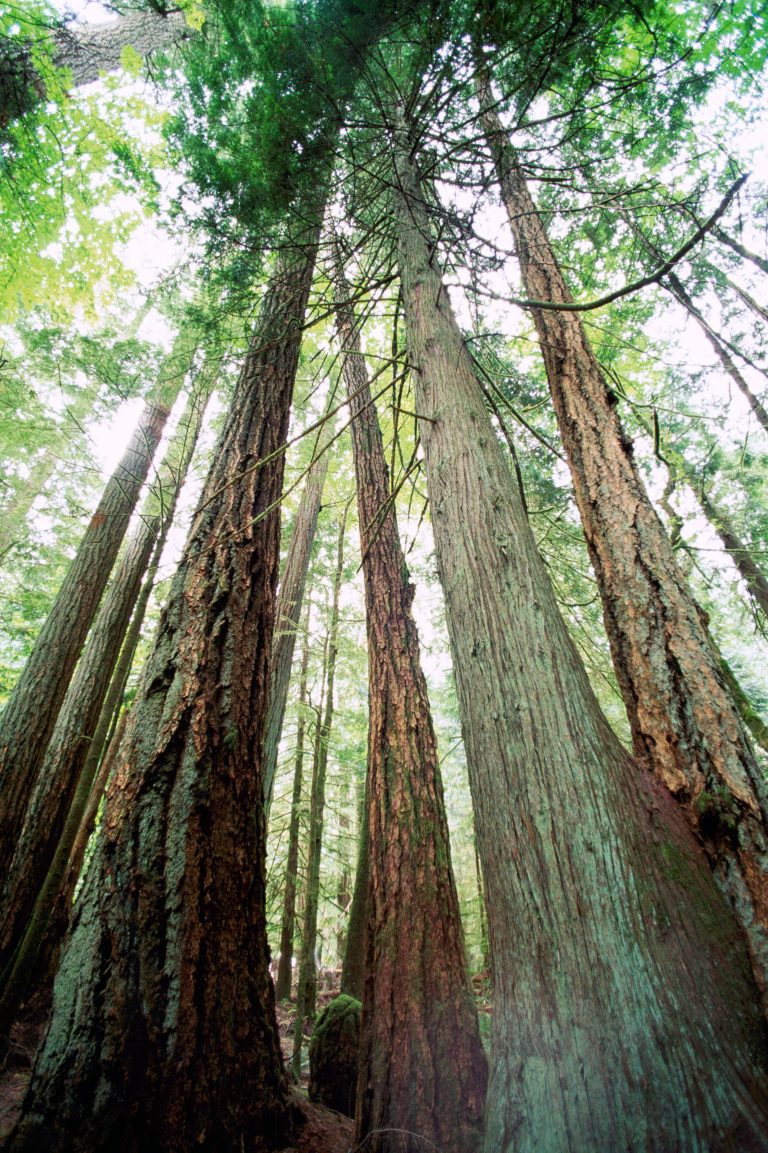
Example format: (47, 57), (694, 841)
(308, 994), (361, 1117)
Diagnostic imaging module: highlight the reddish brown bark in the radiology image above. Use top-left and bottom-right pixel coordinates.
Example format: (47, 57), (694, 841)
(393, 138), (768, 1153)
(333, 243), (487, 1153)
(0, 400), (169, 882)
(6, 230), (319, 1153)
(477, 81), (768, 1004)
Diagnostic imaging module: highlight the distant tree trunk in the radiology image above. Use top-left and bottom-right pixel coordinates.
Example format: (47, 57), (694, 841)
(0, 385), (208, 1035)
(665, 271), (768, 434)
(6, 227), (320, 1153)
(263, 409), (334, 809)
(477, 82), (768, 1005)
(393, 137), (768, 1153)
(0, 400), (169, 882)
(333, 246), (487, 1153)
(340, 778), (367, 1001)
(275, 620), (311, 1002)
(0, 450), (57, 562)
(712, 225), (768, 276)
(292, 513), (346, 1077)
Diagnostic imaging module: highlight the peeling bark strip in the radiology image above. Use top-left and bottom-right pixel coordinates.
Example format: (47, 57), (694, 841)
(476, 78), (768, 1006)
(393, 140), (768, 1153)
(0, 401), (168, 883)
(7, 228), (320, 1153)
(333, 244), (487, 1153)
(0, 385), (209, 1035)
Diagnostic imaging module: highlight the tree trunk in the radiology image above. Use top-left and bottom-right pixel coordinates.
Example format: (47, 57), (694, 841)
(333, 247), (487, 1153)
(0, 449), (58, 562)
(477, 85), (768, 1005)
(666, 271), (768, 434)
(0, 385), (208, 1034)
(393, 139), (768, 1153)
(340, 777), (367, 1001)
(6, 227), (320, 1153)
(712, 225), (768, 276)
(0, 399), (169, 882)
(292, 513), (345, 1077)
(275, 621), (311, 1002)
(263, 410), (333, 809)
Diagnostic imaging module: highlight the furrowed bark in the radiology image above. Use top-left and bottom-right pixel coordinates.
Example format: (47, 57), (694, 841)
(6, 226), (320, 1153)
(264, 408), (334, 810)
(394, 137), (768, 1153)
(275, 621), (311, 1002)
(477, 81), (768, 1006)
(333, 246), (487, 1153)
(0, 384), (209, 1035)
(0, 400), (169, 882)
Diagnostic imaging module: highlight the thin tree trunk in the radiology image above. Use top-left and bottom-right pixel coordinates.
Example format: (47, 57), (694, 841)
(292, 513), (346, 1077)
(0, 450), (58, 561)
(275, 620), (311, 1002)
(333, 244), (487, 1153)
(6, 226), (320, 1153)
(263, 408), (334, 809)
(666, 271), (768, 433)
(340, 777), (367, 1001)
(0, 385), (208, 1033)
(0, 399), (169, 881)
(393, 137), (768, 1153)
(477, 82), (768, 1005)
(712, 225), (768, 276)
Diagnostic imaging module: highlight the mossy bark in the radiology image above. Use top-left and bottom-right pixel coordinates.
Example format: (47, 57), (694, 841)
(0, 400), (169, 883)
(393, 139), (768, 1153)
(333, 242), (487, 1153)
(6, 229), (319, 1153)
(477, 80), (768, 1006)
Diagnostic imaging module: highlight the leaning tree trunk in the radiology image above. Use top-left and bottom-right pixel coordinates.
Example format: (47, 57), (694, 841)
(6, 225), (320, 1153)
(274, 620), (311, 1002)
(477, 82), (768, 1005)
(393, 138), (768, 1153)
(0, 384), (209, 1036)
(333, 245), (487, 1153)
(263, 407), (334, 809)
(0, 399), (169, 881)
(292, 514), (345, 1078)
(712, 225), (768, 276)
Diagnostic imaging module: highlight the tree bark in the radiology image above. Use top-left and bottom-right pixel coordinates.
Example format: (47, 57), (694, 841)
(292, 513), (345, 1077)
(712, 225), (768, 276)
(6, 227), (320, 1153)
(0, 400), (169, 882)
(0, 384), (208, 1035)
(477, 84), (768, 1005)
(263, 410), (333, 810)
(333, 247), (487, 1153)
(275, 621), (311, 1002)
(393, 138), (768, 1153)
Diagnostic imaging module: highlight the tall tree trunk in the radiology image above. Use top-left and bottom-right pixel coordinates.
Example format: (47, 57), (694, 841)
(334, 246), (487, 1153)
(275, 620), (311, 1002)
(0, 449), (58, 562)
(477, 84), (768, 1004)
(6, 226), (320, 1153)
(393, 139), (768, 1153)
(0, 384), (209, 1035)
(263, 409), (334, 809)
(292, 513), (346, 1077)
(0, 399), (169, 881)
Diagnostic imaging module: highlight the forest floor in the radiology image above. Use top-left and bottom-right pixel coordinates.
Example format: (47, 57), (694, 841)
(0, 973), (493, 1152)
